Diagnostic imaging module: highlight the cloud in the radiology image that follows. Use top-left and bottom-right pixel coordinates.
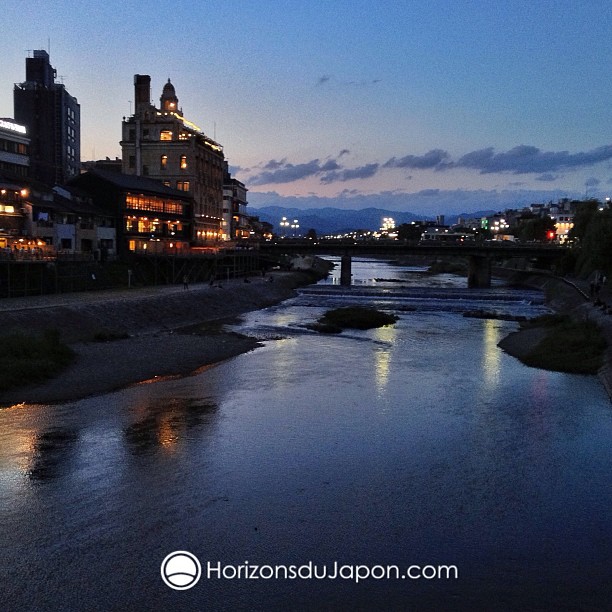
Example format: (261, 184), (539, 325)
(247, 143), (612, 187)
(320, 163), (380, 184)
(317, 75), (331, 85)
(585, 177), (601, 187)
(248, 158), (341, 185)
(384, 149), (451, 170)
(455, 144), (612, 174)
(263, 158), (288, 170)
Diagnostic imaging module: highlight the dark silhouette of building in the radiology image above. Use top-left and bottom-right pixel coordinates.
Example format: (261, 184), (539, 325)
(14, 50), (80, 186)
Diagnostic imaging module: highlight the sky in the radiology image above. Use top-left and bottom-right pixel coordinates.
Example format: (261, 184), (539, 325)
(1, 0), (611, 215)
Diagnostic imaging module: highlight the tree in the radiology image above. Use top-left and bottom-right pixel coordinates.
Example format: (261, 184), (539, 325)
(568, 199), (599, 243)
(516, 216), (556, 242)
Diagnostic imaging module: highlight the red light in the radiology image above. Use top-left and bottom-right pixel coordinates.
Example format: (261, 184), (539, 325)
(547, 231), (555, 240)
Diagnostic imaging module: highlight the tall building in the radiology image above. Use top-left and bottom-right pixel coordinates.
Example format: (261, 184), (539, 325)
(13, 50), (80, 186)
(121, 75), (225, 246)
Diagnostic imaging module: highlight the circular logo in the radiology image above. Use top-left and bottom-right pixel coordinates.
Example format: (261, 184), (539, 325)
(161, 551), (202, 590)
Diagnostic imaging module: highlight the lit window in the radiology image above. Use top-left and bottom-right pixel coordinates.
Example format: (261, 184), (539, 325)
(161, 155), (168, 169)
(177, 181), (190, 192)
(180, 156), (187, 169)
(160, 131), (173, 141)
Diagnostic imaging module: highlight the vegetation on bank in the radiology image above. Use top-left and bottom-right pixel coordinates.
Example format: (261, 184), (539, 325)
(426, 260), (467, 275)
(308, 306), (399, 334)
(519, 314), (606, 374)
(0, 330), (75, 392)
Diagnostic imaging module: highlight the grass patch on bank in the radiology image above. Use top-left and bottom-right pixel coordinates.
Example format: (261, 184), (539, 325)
(521, 317), (606, 374)
(0, 330), (75, 392)
(313, 306), (399, 332)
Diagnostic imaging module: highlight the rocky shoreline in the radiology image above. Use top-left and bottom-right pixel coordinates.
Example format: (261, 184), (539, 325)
(496, 272), (612, 398)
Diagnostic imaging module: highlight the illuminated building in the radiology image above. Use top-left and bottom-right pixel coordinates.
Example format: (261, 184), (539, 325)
(13, 51), (80, 186)
(222, 163), (249, 241)
(24, 185), (115, 256)
(0, 119), (30, 249)
(121, 75), (224, 246)
(0, 119), (29, 180)
(71, 168), (192, 257)
(550, 213), (574, 243)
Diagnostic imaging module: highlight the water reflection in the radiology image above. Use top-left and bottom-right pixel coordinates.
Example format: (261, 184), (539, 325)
(27, 427), (79, 481)
(482, 318), (503, 389)
(123, 397), (217, 455)
(372, 324), (398, 397)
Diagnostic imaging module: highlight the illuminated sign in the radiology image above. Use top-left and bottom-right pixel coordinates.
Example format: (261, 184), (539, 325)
(0, 119), (27, 135)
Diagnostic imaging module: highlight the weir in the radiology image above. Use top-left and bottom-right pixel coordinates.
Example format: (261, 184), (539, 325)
(339, 253), (492, 288)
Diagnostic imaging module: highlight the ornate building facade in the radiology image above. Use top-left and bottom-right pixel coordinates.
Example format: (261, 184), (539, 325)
(120, 75), (224, 246)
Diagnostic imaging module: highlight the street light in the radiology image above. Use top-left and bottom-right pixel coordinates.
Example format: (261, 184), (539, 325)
(290, 219), (299, 237)
(279, 216), (290, 237)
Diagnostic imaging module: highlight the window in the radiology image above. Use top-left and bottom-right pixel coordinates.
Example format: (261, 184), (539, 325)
(177, 181), (190, 192)
(129, 156), (135, 169)
(180, 155), (188, 169)
(161, 155), (168, 169)
(160, 130), (173, 141)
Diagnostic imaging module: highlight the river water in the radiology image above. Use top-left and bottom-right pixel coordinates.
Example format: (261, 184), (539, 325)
(1, 258), (610, 611)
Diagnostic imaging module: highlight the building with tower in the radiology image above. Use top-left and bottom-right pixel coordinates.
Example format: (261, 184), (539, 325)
(13, 50), (80, 186)
(120, 75), (225, 246)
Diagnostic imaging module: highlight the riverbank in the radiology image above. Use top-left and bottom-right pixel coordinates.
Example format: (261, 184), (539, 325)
(0, 271), (316, 406)
(497, 272), (612, 397)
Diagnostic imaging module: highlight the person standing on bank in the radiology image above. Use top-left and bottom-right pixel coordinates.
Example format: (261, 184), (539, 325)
(183, 274), (189, 290)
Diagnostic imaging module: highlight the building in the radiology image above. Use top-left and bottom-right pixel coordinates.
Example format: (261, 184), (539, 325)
(23, 185), (115, 257)
(120, 75), (224, 246)
(70, 168), (192, 258)
(0, 119), (30, 250)
(0, 118), (29, 181)
(222, 163), (249, 241)
(14, 50), (80, 186)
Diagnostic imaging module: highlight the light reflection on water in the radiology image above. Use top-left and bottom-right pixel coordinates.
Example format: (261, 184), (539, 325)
(0, 259), (611, 610)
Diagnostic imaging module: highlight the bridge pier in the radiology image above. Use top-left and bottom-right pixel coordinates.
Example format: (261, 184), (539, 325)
(468, 255), (491, 288)
(340, 254), (352, 286)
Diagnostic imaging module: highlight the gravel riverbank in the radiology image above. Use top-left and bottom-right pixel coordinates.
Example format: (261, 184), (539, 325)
(0, 271), (314, 406)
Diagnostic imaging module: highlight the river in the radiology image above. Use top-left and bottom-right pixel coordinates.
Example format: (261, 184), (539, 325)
(1, 258), (610, 611)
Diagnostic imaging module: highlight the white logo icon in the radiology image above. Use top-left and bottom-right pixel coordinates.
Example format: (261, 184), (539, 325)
(161, 551), (202, 590)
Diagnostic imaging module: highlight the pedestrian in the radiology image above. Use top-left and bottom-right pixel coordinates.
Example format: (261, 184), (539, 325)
(183, 274), (189, 290)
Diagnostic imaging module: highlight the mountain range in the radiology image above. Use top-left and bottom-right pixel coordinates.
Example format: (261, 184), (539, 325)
(249, 206), (496, 235)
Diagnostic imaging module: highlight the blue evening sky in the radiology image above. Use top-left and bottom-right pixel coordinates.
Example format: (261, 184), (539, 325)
(1, 0), (610, 214)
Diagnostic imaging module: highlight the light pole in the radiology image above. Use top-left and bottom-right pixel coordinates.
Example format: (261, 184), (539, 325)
(279, 216), (290, 237)
(291, 219), (299, 237)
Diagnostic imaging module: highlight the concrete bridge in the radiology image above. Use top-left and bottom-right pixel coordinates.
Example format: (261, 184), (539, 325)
(259, 240), (569, 287)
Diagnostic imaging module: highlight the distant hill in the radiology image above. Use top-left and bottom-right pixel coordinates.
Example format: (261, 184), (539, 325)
(250, 206), (427, 235)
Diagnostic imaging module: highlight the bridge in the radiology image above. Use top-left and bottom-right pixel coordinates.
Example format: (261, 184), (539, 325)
(259, 240), (570, 287)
